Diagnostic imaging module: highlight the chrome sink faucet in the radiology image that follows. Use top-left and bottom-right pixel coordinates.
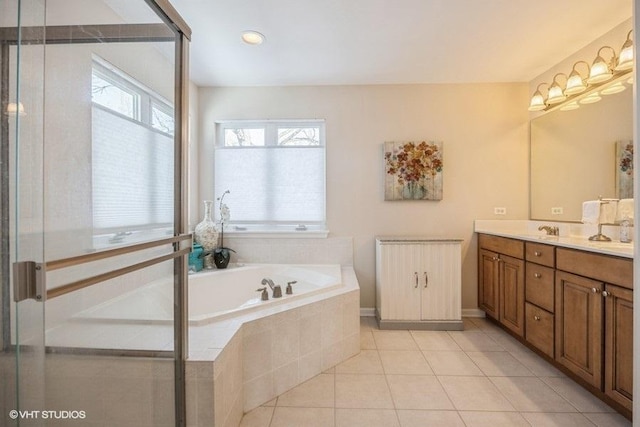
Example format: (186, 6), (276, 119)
(261, 278), (282, 298)
(538, 225), (559, 236)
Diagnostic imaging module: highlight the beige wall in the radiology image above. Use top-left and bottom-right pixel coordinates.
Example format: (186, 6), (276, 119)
(197, 83), (530, 310)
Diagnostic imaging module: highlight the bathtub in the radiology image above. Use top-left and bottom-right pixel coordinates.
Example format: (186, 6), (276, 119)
(76, 263), (343, 325)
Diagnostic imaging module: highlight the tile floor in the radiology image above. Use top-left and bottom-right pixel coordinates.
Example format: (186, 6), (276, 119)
(238, 317), (632, 427)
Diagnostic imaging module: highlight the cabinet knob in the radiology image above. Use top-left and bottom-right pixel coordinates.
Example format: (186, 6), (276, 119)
(534, 251), (542, 257)
(534, 315), (541, 321)
(492, 256), (499, 261)
(591, 287), (601, 294)
(602, 291), (610, 298)
(414, 272), (419, 288)
(534, 273), (542, 279)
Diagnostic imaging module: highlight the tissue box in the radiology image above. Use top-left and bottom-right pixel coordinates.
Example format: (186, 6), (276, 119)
(188, 243), (204, 272)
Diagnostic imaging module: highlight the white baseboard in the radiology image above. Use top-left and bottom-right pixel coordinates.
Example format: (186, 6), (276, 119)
(360, 307), (376, 317)
(462, 308), (485, 318)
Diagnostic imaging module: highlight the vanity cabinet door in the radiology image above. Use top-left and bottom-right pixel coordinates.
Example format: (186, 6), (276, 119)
(499, 255), (525, 337)
(604, 285), (633, 411)
(479, 249), (500, 319)
(555, 271), (603, 388)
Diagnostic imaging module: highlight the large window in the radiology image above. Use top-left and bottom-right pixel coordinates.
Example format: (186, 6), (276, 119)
(91, 57), (175, 238)
(215, 120), (326, 233)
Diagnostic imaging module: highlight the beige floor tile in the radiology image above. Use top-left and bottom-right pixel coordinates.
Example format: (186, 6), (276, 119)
(438, 376), (515, 411)
(335, 408), (400, 427)
(466, 317), (502, 332)
(410, 331), (461, 351)
(583, 413), (632, 427)
(540, 377), (616, 413)
(360, 331), (377, 349)
(270, 407), (335, 427)
(360, 317), (378, 332)
(239, 406), (274, 427)
(422, 351), (483, 376)
(462, 317), (480, 330)
(335, 374), (394, 409)
(379, 350), (433, 375)
(335, 350), (383, 374)
(466, 351), (534, 377)
(508, 349), (565, 377)
(372, 331), (419, 350)
(448, 331), (504, 351)
(396, 409), (465, 427)
(386, 375), (454, 410)
(521, 412), (597, 426)
(276, 373), (334, 408)
(489, 376), (576, 412)
(458, 411), (530, 427)
(484, 331), (529, 353)
(262, 398), (277, 406)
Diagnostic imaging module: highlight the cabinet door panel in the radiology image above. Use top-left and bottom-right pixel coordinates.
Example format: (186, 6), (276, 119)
(499, 255), (525, 337)
(479, 249), (499, 319)
(378, 244), (422, 320)
(421, 243), (462, 321)
(605, 284), (633, 411)
(555, 271), (603, 388)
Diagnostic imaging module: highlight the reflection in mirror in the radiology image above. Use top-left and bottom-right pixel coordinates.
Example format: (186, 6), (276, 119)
(530, 75), (633, 222)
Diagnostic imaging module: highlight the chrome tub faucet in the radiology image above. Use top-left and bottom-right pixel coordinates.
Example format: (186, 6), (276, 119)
(261, 278), (282, 298)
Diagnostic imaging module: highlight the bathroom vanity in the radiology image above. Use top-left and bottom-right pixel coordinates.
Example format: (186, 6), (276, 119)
(375, 236), (463, 330)
(476, 226), (632, 418)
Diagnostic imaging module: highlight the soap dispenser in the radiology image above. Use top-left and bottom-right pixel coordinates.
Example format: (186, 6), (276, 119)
(620, 217), (632, 243)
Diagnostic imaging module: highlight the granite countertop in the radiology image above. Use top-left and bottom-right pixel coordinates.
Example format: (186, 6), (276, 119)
(474, 220), (633, 259)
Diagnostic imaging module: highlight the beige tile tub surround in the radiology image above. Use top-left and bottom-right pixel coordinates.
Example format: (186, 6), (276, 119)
(186, 266), (360, 427)
(239, 316), (630, 427)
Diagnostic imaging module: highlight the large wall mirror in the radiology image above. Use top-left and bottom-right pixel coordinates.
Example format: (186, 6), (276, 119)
(530, 75), (633, 222)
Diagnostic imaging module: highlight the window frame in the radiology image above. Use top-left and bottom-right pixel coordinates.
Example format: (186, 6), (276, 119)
(214, 119), (328, 237)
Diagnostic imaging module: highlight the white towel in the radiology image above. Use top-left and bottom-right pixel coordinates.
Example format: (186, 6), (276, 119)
(582, 200), (618, 225)
(616, 198), (634, 224)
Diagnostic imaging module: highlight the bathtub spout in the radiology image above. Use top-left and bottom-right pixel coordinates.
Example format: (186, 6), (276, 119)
(261, 278), (282, 298)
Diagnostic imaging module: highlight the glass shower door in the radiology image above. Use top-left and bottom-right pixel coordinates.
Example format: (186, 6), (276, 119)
(1, 0), (47, 426)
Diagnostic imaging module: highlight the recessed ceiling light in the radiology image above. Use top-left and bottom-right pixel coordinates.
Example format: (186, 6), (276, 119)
(241, 31), (265, 45)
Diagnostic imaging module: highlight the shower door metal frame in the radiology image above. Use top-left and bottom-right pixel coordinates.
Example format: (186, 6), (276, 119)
(0, 1), (192, 425)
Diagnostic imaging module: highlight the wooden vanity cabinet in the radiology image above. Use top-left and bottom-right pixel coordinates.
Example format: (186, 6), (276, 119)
(478, 235), (633, 417)
(605, 284), (633, 411)
(478, 235), (525, 336)
(524, 242), (555, 358)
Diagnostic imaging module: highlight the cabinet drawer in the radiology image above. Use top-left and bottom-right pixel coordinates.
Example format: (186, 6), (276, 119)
(526, 242), (555, 267)
(557, 248), (632, 289)
(525, 263), (555, 312)
(478, 234), (524, 259)
(525, 303), (554, 358)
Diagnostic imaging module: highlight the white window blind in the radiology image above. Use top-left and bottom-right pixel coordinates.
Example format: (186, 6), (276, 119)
(214, 121), (326, 231)
(91, 59), (174, 233)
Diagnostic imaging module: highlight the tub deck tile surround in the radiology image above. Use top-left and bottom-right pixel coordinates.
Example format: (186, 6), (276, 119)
(186, 265), (360, 427)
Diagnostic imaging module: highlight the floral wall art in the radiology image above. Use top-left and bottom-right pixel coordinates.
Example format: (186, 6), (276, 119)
(616, 140), (633, 199)
(384, 141), (443, 201)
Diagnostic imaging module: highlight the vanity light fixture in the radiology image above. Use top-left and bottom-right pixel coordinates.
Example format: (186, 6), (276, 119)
(579, 92), (602, 104)
(600, 81), (626, 95)
(546, 73), (567, 104)
(559, 101), (580, 111)
(587, 46), (616, 84)
(527, 83), (548, 111)
(564, 61), (590, 95)
(527, 30), (633, 112)
(615, 30), (634, 71)
(241, 30), (265, 45)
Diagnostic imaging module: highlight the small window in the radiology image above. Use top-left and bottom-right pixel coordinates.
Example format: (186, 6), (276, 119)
(91, 70), (138, 119)
(151, 101), (175, 136)
(215, 120), (326, 232)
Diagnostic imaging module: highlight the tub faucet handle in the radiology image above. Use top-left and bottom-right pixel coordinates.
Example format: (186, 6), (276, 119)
(256, 287), (269, 301)
(286, 281), (297, 295)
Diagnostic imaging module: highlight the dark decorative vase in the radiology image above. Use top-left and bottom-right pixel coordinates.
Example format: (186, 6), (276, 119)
(213, 247), (235, 269)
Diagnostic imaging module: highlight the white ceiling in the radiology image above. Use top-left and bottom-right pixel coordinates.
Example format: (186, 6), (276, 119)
(169, 0), (632, 87)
